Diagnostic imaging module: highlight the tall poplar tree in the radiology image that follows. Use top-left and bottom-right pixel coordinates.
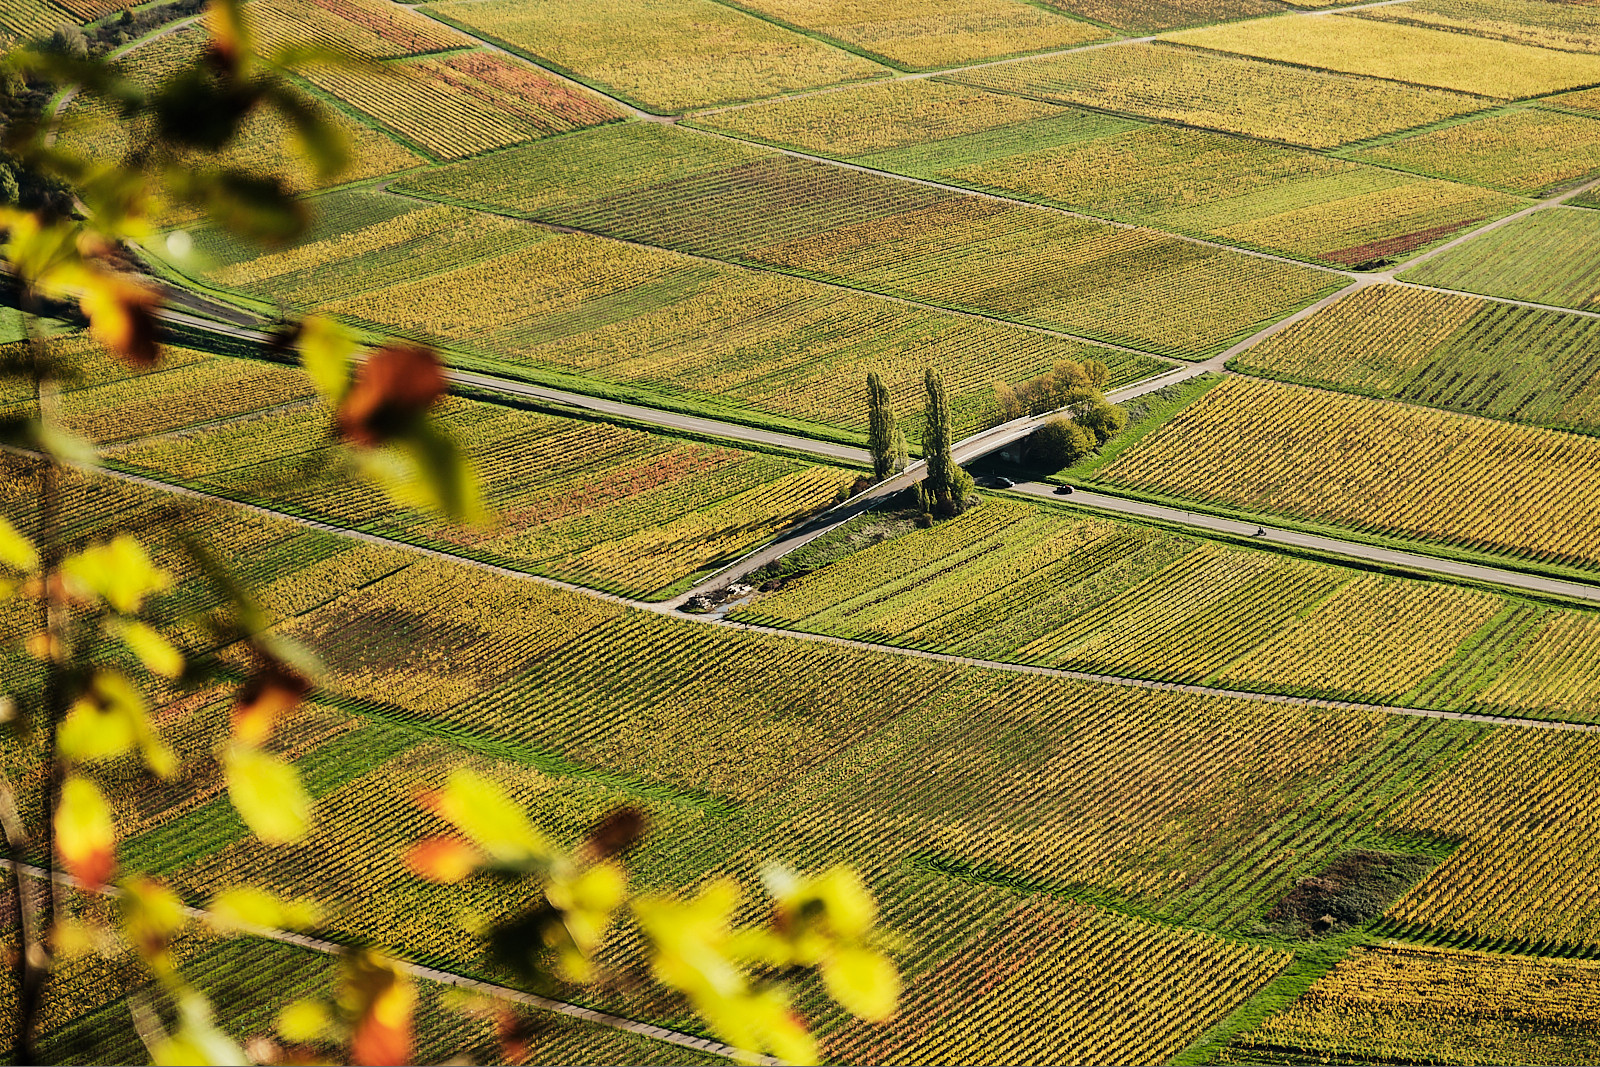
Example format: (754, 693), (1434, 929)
(922, 368), (973, 516)
(865, 372), (907, 481)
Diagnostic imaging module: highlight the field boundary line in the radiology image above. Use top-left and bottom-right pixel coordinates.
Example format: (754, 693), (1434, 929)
(0, 860), (749, 1064)
(23, 449), (1600, 735)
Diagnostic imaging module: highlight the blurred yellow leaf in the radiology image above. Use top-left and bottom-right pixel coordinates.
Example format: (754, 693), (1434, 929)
(56, 774), (116, 888)
(208, 886), (321, 933)
(820, 947), (899, 1023)
(121, 875), (187, 972)
(423, 770), (548, 865)
(77, 269), (161, 368)
(60, 534), (171, 613)
(296, 314), (356, 408)
(277, 998), (332, 1043)
(225, 746), (310, 844)
(0, 517), (38, 571)
(58, 672), (142, 763)
(59, 671), (176, 778)
(109, 618), (184, 679)
(147, 993), (247, 1067)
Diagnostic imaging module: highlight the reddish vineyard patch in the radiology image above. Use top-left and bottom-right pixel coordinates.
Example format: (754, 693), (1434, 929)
(1321, 217), (1483, 266)
(439, 53), (623, 129)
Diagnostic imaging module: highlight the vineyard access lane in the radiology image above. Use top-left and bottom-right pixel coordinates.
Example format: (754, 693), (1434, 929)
(42, 449), (1600, 734)
(1013, 482), (1600, 606)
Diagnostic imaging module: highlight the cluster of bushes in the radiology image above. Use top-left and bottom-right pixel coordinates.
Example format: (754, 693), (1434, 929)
(1029, 402), (1127, 471)
(994, 358), (1111, 421)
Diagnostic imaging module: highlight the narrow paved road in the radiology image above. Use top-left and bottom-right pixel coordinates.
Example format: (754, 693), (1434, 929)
(1015, 483), (1600, 605)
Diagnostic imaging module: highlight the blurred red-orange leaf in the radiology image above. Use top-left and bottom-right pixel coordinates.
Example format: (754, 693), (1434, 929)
(344, 951), (414, 1067)
(232, 658), (310, 746)
(78, 273), (161, 368)
(402, 837), (482, 883)
(56, 775), (116, 889)
(336, 344), (445, 448)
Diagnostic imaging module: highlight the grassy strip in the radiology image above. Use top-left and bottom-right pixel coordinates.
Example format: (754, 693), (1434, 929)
(1170, 933), (1373, 1066)
(1054, 372), (1225, 481)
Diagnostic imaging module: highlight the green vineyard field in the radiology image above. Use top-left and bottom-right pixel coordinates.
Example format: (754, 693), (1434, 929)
(1400, 206), (1600, 311)
(1235, 284), (1600, 435)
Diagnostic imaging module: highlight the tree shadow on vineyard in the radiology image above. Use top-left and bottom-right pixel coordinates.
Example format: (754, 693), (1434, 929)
(1259, 849), (1438, 940)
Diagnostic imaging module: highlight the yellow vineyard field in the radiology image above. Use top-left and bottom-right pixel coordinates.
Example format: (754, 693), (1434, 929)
(1387, 728), (1600, 948)
(693, 78), (1065, 157)
(951, 42), (1490, 148)
(1167, 14), (1600, 98)
(1224, 944), (1600, 1065)
(422, 0), (888, 112)
(1359, 0), (1600, 56)
(1352, 107), (1600, 196)
(1239, 284), (1484, 391)
(726, 0), (1107, 69)
(1097, 376), (1600, 570)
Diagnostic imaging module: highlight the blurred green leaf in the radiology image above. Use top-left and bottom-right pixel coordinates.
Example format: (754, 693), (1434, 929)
(166, 166), (306, 245)
(265, 83), (349, 181)
(361, 422), (484, 524)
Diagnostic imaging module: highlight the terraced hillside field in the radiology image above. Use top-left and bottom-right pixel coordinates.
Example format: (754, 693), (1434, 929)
(1234, 284), (1600, 434)
(190, 186), (1166, 441)
(1093, 376), (1600, 575)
